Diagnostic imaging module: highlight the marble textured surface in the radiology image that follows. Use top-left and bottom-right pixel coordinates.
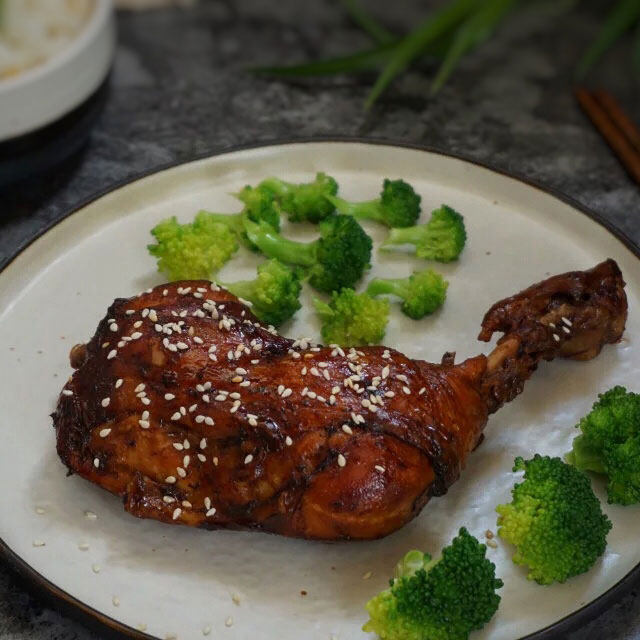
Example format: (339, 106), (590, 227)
(1, 1), (639, 638)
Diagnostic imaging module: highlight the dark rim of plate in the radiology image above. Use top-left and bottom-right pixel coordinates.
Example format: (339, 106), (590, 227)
(1, 137), (639, 640)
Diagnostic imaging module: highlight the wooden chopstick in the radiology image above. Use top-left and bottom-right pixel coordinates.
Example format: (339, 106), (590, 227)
(575, 87), (640, 185)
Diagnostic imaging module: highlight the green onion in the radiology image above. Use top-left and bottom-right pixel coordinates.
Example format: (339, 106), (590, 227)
(431, 0), (519, 95)
(252, 42), (397, 77)
(577, 0), (640, 78)
(339, 0), (394, 45)
(365, 0), (480, 109)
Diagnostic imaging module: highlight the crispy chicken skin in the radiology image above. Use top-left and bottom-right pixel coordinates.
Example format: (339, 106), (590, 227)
(53, 260), (627, 541)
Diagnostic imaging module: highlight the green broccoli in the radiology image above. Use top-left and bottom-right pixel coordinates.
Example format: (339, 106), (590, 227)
(257, 172), (338, 223)
(496, 455), (611, 585)
(363, 528), (503, 640)
(200, 186), (281, 251)
(382, 204), (467, 262)
(326, 179), (421, 228)
(243, 214), (372, 293)
(566, 386), (640, 505)
(220, 259), (302, 327)
(148, 212), (239, 281)
(314, 288), (389, 346)
(366, 269), (448, 319)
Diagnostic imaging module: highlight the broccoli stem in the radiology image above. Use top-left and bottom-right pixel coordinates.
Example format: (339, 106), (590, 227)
(222, 279), (258, 302)
(257, 177), (294, 199)
(382, 225), (421, 247)
(326, 195), (384, 222)
(243, 218), (317, 267)
(366, 277), (409, 299)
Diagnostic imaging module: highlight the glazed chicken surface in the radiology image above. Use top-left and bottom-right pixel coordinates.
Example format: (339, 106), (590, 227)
(53, 259), (627, 541)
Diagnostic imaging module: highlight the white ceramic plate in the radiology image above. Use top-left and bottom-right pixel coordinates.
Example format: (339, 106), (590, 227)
(1, 141), (639, 640)
(0, 0), (115, 141)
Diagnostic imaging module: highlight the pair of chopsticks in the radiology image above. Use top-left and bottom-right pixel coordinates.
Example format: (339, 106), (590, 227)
(575, 88), (640, 185)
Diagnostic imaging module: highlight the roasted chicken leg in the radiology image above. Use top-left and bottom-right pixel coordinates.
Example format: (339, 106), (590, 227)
(53, 259), (627, 541)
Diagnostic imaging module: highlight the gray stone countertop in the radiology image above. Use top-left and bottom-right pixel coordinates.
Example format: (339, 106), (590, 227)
(1, 1), (639, 638)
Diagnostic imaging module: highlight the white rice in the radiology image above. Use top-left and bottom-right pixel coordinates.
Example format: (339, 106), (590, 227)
(0, 0), (95, 80)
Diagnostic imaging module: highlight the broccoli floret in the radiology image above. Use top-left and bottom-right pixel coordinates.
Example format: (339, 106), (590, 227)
(148, 212), (239, 281)
(363, 528), (503, 640)
(243, 214), (372, 293)
(201, 186), (281, 251)
(257, 172), (338, 223)
(382, 204), (466, 262)
(366, 269), (448, 319)
(327, 179), (421, 228)
(314, 288), (389, 346)
(496, 455), (611, 585)
(221, 259), (302, 327)
(566, 386), (640, 505)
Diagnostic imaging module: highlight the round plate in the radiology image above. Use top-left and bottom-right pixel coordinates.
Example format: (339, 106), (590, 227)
(1, 140), (639, 640)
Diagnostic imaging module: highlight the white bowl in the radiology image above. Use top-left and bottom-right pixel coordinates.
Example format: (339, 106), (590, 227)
(0, 0), (115, 142)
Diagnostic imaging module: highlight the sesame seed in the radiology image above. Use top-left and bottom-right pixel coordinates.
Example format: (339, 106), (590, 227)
(282, 388), (292, 398)
(170, 412), (181, 421)
(101, 397), (110, 408)
(277, 384), (285, 394)
(486, 539), (498, 549)
(419, 387), (426, 395)
(206, 508), (217, 517)
(163, 496), (175, 504)
(248, 417), (258, 427)
(285, 436), (293, 446)
(307, 391), (317, 399)
(402, 386), (411, 395)
(202, 394), (210, 403)
(362, 571), (373, 580)
(183, 455), (190, 467)
(549, 322), (556, 328)
(93, 458), (100, 468)
(126, 309), (135, 315)
(142, 308), (149, 318)
(35, 507), (45, 515)
(164, 393), (175, 400)
(165, 476), (176, 484)
(112, 596), (120, 607)
(177, 467), (186, 478)
(197, 453), (206, 462)
(213, 457), (219, 466)
(182, 500), (192, 508)
(173, 443), (184, 450)
(62, 389), (73, 396)
(109, 323), (118, 332)
(32, 539), (45, 547)
(240, 380), (251, 387)
(183, 439), (190, 449)
(375, 465), (385, 473)
(562, 316), (573, 327)
(244, 454), (253, 464)
(85, 510), (97, 520)
(149, 310), (158, 323)
(553, 334), (560, 342)
(131, 332), (143, 340)
(99, 428), (111, 438)
(195, 415), (205, 424)
(381, 366), (390, 379)
(92, 564), (101, 573)
(236, 367), (247, 375)
(208, 353), (217, 362)
(215, 395), (227, 402)
(385, 391), (395, 398)
(203, 625), (211, 636)
(107, 349), (117, 360)
(133, 320), (142, 328)
(337, 454), (346, 467)
(139, 420), (150, 429)
(172, 508), (182, 520)
(562, 326), (571, 334)
(329, 395), (336, 405)
(310, 367), (320, 377)
(78, 542), (89, 551)
(176, 341), (188, 350)
(323, 370), (330, 380)
(141, 397), (151, 405)
(342, 424), (353, 435)
(200, 438), (207, 449)
(204, 416), (214, 426)
(232, 376), (243, 383)
(225, 617), (233, 627)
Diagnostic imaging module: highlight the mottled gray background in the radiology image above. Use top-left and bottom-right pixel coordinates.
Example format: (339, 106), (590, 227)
(1, 1), (639, 638)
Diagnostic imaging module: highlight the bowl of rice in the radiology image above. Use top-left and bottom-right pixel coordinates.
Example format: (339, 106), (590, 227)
(0, 0), (115, 142)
